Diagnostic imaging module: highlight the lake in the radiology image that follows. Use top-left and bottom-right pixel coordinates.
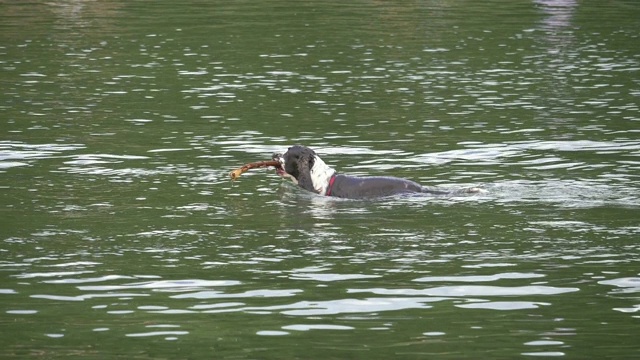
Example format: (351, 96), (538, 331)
(1, 0), (639, 358)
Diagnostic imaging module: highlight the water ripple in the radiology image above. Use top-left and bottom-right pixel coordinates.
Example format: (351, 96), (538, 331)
(77, 279), (240, 292)
(349, 285), (579, 297)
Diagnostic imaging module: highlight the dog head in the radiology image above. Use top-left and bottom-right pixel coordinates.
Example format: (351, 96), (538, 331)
(272, 145), (335, 194)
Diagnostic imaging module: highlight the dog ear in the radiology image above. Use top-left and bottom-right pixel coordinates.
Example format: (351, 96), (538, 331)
(296, 154), (317, 193)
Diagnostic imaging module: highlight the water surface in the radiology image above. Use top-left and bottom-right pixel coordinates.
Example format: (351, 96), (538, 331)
(1, 0), (639, 358)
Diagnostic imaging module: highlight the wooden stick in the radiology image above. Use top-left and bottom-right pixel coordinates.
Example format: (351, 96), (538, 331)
(229, 160), (281, 180)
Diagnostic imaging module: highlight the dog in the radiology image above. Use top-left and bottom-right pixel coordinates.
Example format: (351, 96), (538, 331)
(272, 145), (471, 199)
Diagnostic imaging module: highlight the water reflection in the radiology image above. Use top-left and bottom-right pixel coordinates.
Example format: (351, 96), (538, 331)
(535, 0), (577, 38)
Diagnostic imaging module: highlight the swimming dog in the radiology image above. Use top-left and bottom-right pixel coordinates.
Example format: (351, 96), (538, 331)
(272, 145), (467, 199)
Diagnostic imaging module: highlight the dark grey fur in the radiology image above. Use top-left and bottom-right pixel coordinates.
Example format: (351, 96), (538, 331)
(328, 174), (449, 198)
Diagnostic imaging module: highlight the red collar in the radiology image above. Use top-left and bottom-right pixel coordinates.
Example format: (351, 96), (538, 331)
(325, 174), (337, 196)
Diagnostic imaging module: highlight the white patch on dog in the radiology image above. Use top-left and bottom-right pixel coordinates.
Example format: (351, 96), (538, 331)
(309, 155), (336, 195)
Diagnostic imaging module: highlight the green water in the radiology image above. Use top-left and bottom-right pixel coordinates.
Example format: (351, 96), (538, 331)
(1, 0), (639, 358)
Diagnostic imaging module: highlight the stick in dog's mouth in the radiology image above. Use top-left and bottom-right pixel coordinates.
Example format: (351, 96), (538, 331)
(229, 160), (282, 180)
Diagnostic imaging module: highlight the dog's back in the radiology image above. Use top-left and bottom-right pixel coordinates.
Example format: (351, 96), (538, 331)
(329, 175), (448, 199)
